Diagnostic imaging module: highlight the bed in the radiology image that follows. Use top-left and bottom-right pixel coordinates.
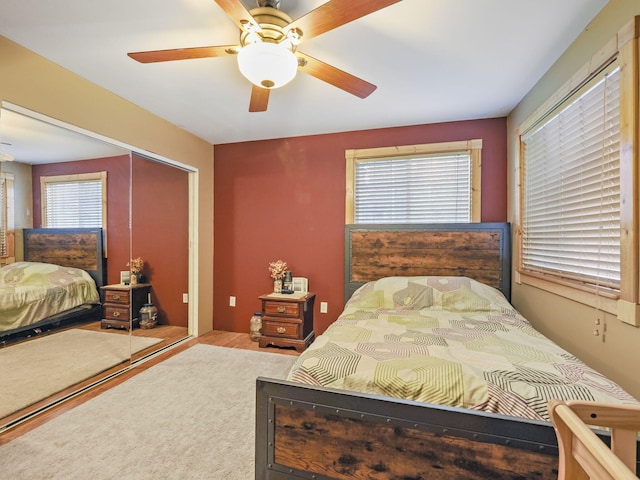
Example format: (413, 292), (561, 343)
(255, 222), (640, 479)
(0, 228), (105, 343)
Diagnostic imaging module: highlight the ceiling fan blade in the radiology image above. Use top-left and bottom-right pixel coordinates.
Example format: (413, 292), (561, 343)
(286, 0), (402, 42)
(249, 85), (270, 112)
(296, 52), (376, 99)
(128, 45), (239, 63)
(214, 0), (262, 33)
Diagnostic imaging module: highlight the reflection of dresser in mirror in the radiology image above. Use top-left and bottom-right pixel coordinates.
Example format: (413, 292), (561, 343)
(100, 283), (151, 330)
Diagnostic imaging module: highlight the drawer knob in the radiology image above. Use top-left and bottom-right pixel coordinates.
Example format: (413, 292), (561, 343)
(277, 306), (286, 313)
(112, 311), (120, 317)
(277, 327), (286, 334)
(112, 294), (121, 300)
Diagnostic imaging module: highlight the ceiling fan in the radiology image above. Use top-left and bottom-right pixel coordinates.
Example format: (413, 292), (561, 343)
(127, 0), (402, 112)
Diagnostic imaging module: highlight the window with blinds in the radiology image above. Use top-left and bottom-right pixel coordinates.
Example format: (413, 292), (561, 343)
(521, 66), (621, 290)
(41, 172), (107, 228)
(346, 140), (482, 224)
(354, 153), (471, 223)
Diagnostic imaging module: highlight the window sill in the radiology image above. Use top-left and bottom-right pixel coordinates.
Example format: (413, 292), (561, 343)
(515, 270), (619, 316)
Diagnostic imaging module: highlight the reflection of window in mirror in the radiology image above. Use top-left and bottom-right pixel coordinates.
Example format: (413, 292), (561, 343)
(40, 172), (107, 228)
(0, 172), (15, 264)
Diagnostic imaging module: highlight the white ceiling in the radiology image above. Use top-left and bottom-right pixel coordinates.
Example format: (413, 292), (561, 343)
(0, 0), (609, 151)
(0, 109), (129, 164)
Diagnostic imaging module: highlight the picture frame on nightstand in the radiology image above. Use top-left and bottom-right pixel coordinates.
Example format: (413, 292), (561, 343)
(120, 270), (131, 285)
(292, 277), (308, 293)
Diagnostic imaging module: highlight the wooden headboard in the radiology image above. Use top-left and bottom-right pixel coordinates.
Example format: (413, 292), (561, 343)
(344, 222), (511, 302)
(23, 228), (106, 287)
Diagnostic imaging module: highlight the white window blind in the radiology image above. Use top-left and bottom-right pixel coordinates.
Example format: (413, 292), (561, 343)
(521, 66), (620, 289)
(43, 175), (104, 228)
(354, 152), (471, 224)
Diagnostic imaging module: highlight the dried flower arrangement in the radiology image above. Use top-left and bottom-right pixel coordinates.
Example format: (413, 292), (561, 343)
(268, 260), (288, 279)
(128, 257), (144, 274)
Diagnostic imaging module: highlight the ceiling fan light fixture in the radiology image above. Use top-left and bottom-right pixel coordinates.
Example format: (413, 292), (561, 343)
(237, 41), (297, 89)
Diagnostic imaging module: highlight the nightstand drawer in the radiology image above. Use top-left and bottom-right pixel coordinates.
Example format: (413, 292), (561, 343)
(103, 304), (130, 320)
(104, 290), (130, 305)
(263, 301), (299, 317)
(261, 320), (298, 339)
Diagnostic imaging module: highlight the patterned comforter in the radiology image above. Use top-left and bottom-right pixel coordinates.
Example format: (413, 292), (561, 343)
(0, 262), (99, 333)
(288, 276), (638, 422)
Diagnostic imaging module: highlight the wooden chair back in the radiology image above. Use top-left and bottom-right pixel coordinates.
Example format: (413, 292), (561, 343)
(548, 400), (640, 479)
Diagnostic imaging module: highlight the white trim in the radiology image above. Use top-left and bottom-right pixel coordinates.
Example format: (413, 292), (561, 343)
(188, 170), (199, 336)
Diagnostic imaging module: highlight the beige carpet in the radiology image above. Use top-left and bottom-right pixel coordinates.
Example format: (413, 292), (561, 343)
(0, 344), (296, 479)
(0, 329), (162, 418)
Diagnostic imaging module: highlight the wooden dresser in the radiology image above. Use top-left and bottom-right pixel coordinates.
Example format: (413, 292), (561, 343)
(258, 293), (315, 352)
(100, 283), (151, 330)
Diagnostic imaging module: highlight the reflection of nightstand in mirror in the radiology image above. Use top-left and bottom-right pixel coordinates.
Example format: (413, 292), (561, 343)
(100, 283), (151, 330)
(258, 293), (315, 352)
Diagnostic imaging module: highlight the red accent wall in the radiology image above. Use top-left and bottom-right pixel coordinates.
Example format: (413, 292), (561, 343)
(214, 119), (508, 335)
(32, 154), (189, 327)
(131, 154), (189, 326)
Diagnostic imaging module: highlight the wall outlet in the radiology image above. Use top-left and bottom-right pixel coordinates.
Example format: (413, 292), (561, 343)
(229, 296), (236, 307)
(182, 293), (189, 304)
(320, 302), (328, 314)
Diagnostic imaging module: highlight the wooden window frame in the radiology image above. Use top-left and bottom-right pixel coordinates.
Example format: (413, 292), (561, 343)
(0, 172), (15, 264)
(515, 17), (640, 326)
(345, 140), (483, 224)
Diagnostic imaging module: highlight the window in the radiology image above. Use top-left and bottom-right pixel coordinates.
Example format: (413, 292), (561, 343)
(0, 172), (15, 261)
(345, 140), (482, 224)
(516, 17), (640, 326)
(521, 66), (620, 290)
(41, 172), (107, 228)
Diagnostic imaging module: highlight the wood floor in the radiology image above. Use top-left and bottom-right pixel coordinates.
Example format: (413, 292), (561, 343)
(0, 328), (299, 445)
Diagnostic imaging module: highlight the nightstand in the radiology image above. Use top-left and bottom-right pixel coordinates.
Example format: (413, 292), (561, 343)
(258, 292), (315, 352)
(100, 283), (151, 330)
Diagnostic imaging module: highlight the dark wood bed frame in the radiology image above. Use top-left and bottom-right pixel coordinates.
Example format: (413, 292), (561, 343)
(255, 222), (638, 479)
(0, 228), (106, 342)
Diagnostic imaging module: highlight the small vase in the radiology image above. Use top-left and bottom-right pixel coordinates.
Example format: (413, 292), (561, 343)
(274, 279), (282, 294)
(131, 274), (138, 285)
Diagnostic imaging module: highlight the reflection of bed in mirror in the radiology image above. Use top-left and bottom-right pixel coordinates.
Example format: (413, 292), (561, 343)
(0, 228), (105, 343)
(256, 222), (640, 479)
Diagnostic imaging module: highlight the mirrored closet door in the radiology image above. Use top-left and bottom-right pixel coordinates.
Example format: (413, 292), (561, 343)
(0, 106), (191, 428)
(129, 153), (190, 359)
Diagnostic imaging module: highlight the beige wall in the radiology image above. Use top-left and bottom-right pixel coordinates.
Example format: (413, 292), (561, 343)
(507, 0), (640, 399)
(0, 160), (31, 230)
(0, 35), (214, 335)
(0, 160), (31, 260)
